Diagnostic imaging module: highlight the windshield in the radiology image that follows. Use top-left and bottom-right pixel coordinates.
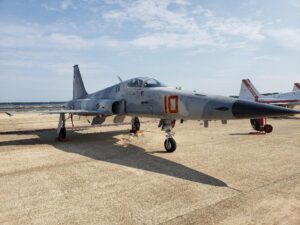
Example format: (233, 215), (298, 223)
(127, 78), (144, 88)
(144, 79), (165, 88)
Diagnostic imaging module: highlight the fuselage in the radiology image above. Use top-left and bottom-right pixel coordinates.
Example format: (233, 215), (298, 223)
(66, 77), (298, 121)
(257, 91), (300, 106)
(67, 77), (237, 120)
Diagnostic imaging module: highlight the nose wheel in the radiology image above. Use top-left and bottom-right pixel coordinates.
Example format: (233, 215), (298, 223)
(159, 119), (177, 152)
(164, 137), (177, 152)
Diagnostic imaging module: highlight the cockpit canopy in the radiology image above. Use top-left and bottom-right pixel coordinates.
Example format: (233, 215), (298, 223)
(127, 78), (166, 88)
(127, 78), (144, 88)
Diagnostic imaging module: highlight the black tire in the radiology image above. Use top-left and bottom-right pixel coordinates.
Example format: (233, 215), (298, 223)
(250, 119), (260, 131)
(164, 138), (177, 152)
(264, 124), (273, 133)
(59, 127), (66, 139)
(131, 117), (140, 133)
(135, 121), (140, 131)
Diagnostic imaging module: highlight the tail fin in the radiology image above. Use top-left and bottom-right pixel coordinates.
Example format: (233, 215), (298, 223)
(73, 65), (88, 100)
(293, 83), (300, 91)
(238, 79), (260, 102)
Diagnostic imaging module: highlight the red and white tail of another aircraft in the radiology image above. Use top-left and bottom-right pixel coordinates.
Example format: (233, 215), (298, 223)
(293, 83), (300, 91)
(239, 79), (300, 107)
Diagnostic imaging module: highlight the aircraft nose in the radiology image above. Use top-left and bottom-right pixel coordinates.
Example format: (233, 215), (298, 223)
(232, 100), (300, 118)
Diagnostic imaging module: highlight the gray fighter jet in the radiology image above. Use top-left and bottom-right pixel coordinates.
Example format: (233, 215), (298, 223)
(52, 65), (299, 152)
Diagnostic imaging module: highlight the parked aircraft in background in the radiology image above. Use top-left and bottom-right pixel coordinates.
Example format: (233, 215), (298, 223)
(239, 79), (300, 133)
(239, 79), (300, 107)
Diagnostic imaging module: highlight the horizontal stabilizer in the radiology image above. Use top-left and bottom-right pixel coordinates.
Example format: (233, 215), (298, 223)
(43, 109), (111, 116)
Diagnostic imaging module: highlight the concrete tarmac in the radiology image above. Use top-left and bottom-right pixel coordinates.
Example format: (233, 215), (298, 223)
(0, 112), (299, 225)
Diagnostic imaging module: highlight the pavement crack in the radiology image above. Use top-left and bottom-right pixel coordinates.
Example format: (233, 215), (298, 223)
(0, 159), (92, 178)
(158, 172), (300, 225)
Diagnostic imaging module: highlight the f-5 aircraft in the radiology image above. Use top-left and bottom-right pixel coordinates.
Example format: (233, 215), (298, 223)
(45, 65), (299, 152)
(239, 79), (300, 107)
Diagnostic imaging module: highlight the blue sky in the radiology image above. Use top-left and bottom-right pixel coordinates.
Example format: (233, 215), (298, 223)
(0, 0), (300, 101)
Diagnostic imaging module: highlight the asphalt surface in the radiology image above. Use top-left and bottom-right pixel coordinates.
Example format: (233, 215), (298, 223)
(0, 113), (299, 225)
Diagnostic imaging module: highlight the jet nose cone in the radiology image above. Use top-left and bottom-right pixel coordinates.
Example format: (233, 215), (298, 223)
(232, 100), (300, 118)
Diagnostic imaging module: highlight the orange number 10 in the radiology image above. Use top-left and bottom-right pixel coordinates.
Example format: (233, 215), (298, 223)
(164, 96), (179, 113)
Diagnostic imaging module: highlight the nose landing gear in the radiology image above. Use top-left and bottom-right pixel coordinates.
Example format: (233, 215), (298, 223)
(159, 119), (177, 152)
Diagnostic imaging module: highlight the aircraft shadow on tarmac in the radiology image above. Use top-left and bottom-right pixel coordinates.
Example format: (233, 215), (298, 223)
(0, 130), (227, 187)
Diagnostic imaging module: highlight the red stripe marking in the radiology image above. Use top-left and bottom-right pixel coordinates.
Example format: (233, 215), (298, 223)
(259, 99), (300, 104)
(243, 80), (258, 102)
(164, 96), (167, 113)
(168, 96), (179, 113)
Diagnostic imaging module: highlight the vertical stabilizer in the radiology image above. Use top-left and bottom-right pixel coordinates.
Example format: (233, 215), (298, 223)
(293, 83), (300, 91)
(238, 79), (261, 102)
(73, 65), (88, 100)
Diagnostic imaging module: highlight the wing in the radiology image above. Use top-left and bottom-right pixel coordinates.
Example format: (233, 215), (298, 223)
(1, 109), (111, 117)
(45, 109), (110, 116)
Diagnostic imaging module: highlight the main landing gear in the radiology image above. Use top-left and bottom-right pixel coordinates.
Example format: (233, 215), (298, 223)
(159, 119), (177, 152)
(57, 113), (67, 140)
(130, 117), (141, 134)
(250, 118), (273, 134)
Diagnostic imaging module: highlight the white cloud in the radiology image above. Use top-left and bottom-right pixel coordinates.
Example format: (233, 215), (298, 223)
(205, 17), (265, 41)
(0, 23), (125, 50)
(61, 0), (74, 10)
(266, 28), (300, 50)
(103, 0), (199, 33)
(103, 0), (265, 49)
(0, 1), (267, 51)
(254, 55), (280, 62)
(4, 1), (300, 52)
(48, 62), (109, 76)
(42, 0), (75, 11)
(289, 0), (300, 8)
(130, 32), (216, 49)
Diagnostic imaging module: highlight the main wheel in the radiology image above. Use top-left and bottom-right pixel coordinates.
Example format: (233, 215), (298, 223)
(164, 138), (177, 152)
(264, 124), (273, 133)
(135, 121), (140, 131)
(59, 127), (66, 139)
(131, 117), (140, 133)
